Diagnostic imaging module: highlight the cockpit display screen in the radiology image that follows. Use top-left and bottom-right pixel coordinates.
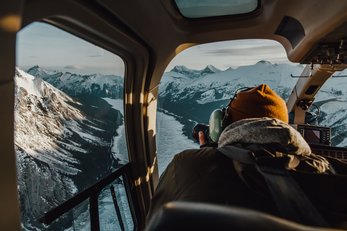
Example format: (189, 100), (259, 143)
(291, 124), (331, 146)
(303, 129), (321, 144)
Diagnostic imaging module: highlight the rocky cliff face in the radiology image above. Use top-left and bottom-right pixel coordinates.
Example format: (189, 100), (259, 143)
(15, 68), (121, 230)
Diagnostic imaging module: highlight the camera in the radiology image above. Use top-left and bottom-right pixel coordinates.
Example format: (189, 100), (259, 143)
(192, 123), (211, 144)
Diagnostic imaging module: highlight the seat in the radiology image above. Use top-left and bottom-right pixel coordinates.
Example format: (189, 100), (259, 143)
(145, 202), (341, 231)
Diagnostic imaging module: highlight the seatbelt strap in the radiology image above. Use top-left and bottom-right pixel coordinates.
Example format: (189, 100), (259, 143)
(218, 145), (329, 227)
(218, 145), (255, 164)
(256, 157), (328, 227)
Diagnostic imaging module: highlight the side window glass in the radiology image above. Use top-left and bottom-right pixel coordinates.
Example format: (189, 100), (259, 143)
(16, 22), (130, 230)
(156, 40), (304, 175)
(314, 72), (347, 147)
(98, 176), (134, 230)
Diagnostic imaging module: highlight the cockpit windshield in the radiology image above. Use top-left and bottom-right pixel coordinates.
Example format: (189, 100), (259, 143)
(156, 39), (306, 175)
(156, 40), (347, 176)
(313, 71), (347, 147)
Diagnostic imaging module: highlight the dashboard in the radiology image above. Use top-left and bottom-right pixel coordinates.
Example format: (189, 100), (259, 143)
(293, 124), (347, 162)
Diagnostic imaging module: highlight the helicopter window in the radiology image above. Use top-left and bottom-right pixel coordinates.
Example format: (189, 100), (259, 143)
(15, 22), (131, 230)
(49, 198), (91, 230)
(156, 39), (304, 176)
(98, 176), (134, 230)
(312, 70), (347, 147)
(174, 0), (259, 18)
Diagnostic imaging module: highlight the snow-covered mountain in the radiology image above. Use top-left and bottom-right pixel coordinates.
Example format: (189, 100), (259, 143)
(159, 61), (302, 128)
(169, 64), (221, 79)
(160, 61), (303, 104)
(314, 75), (347, 146)
(27, 65), (123, 99)
(16, 68), (84, 170)
(15, 68), (121, 230)
(159, 61), (347, 147)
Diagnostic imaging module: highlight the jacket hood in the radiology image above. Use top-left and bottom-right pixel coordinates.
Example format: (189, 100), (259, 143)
(218, 117), (311, 156)
(218, 117), (332, 173)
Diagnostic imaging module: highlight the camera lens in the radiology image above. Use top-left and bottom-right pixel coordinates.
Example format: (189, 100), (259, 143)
(192, 124), (209, 142)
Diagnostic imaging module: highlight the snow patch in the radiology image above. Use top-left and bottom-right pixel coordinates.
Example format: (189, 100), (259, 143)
(156, 111), (198, 175)
(103, 98), (124, 114)
(102, 98), (128, 164)
(16, 68), (42, 97)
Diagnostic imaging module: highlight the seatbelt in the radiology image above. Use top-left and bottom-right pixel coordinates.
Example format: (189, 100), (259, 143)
(218, 145), (329, 227)
(217, 145), (254, 164)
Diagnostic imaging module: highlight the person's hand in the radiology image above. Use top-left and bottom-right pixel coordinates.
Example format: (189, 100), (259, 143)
(199, 131), (206, 147)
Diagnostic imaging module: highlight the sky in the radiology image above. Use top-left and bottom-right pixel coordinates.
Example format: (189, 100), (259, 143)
(16, 22), (125, 76)
(166, 40), (291, 71)
(16, 22), (291, 76)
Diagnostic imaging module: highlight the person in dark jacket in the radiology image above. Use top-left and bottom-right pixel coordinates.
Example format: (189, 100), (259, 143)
(146, 84), (332, 222)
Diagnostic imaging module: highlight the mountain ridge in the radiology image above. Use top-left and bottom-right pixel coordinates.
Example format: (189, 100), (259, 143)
(27, 65), (124, 99)
(159, 62), (347, 147)
(161, 62), (302, 104)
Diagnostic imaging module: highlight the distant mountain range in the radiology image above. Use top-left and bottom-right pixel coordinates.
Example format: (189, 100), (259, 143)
(161, 61), (304, 103)
(27, 65), (123, 99)
(158, 61), (347, 147)
(170, 64), (222, 78)
(22, 62), (347, 148)
(158, 61), (302, 136)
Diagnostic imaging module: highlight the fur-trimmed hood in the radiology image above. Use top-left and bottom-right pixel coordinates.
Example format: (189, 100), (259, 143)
(218, 117), (331, 173)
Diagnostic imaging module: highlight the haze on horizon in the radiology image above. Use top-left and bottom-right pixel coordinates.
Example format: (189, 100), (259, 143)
(17, 22), (292, 76)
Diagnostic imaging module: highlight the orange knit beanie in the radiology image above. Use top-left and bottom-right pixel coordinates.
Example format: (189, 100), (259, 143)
(228, 84), (289, 123)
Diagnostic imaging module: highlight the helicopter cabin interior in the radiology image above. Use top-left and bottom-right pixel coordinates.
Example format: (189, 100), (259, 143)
(2, 0), (347, 230)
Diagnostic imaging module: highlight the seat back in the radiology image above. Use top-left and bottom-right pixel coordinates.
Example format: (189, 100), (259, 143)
(145, 202), (340, 231)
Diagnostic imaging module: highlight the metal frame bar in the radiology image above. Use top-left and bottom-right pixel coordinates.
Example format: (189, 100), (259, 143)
(90, 194), (100, 231)
(39, 163), (138, 230)
(123, 170), (140, 230)
(110, 185), (125, 231)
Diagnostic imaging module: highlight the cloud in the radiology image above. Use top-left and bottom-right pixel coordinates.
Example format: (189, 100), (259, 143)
(88, 55), (102, 58)
(204, 45), (282, 56)
(63, 65), (81, 70)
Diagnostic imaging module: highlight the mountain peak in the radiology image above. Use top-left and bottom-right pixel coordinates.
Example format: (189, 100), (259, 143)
(201, 65), (220, 73)
(27, 65), (41, 72)
(170, 65), (193, 73)
(256, 60), (272, 65)
(27, 65), (48, 77)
